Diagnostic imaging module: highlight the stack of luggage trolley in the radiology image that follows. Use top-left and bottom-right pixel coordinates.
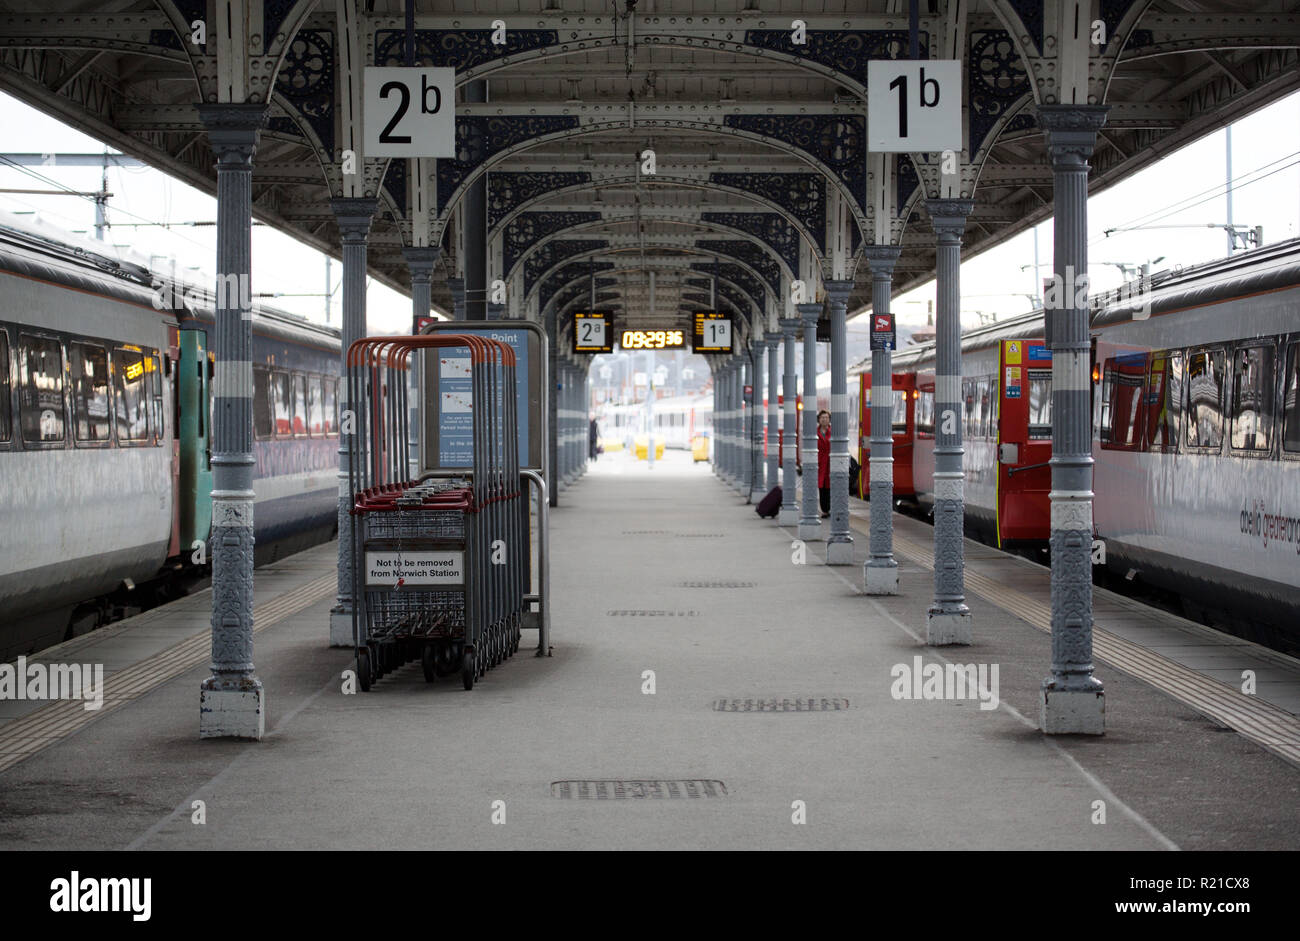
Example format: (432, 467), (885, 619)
(347, 335), (525, 690)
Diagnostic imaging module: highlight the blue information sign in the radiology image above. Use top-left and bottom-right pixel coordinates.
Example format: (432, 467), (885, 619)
(436, 327), (531, 466)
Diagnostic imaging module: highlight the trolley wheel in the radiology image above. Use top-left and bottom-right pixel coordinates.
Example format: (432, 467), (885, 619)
(461, 650), (475, 690)
(421, 645), (436, 683)
(357, 649), (372, 693)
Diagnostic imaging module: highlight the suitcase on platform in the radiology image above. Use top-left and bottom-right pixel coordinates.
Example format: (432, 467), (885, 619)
(755, 486), (782, 519)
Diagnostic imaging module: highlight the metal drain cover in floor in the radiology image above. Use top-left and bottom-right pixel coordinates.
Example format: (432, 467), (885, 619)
(622, 530), (672, 535)
(606, 610), (699, 617)
(680, 580), (757, 588)
(551, 780), (728, 799)
(675, 533), (724, 538)
(712, 698), (851, 712)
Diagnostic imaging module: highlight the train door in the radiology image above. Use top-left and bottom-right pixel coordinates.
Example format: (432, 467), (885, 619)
(166, 327), (181, 558)
(177, 329), (213, 557)
(858, 370), (918, 497)
(996, 339), (1053, 546)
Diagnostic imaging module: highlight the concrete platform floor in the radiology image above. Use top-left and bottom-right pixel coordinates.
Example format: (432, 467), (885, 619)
(0, 450), (1296, 850)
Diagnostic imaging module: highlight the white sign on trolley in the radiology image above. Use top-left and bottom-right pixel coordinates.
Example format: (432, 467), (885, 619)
(867, 60), (962, 153)
(363, 67), (456, 158)
(365, 550), (464, 586)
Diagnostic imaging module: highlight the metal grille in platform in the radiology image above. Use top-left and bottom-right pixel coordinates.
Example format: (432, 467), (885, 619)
(712, 698), (850, 712)
(680, 580), (757, 588)
(551, 780), (727, 799)
(605, 610), (699, 617)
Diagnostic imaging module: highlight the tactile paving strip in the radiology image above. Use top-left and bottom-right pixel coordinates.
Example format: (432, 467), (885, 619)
(551, 779), (727, 799)
(860, 517), (1300, 768)
(0, 573), (336, 774)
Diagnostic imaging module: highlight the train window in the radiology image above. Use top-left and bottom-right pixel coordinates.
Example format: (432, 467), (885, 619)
(69, 342), (111, 443)
(891, 390), (907, 435)
(962, 379), (976, 438)
(308, 376), (324, 435)
(292, 374), (308, 435)
(149, 352), (164, 444)
(253, 367), (273, 439)
(1185, 348), (1225, 450)
(1101, 354), (1146, 450)
(1283, 343), (1300, 453)
(1145, 352), (1182, 452)
(1027, 370), (1052, 439)
(980, 377), (993, 438)
(272, 371), (292, 436)
(1229, 344), (1275, 453)
(113, 347), (151, 442)
(19, 333), (65, 444)
(988, 375), (998, 438)
(0, 329), (9, 442)
(324, 378), (338, 435)
(916, 390), (934, 436)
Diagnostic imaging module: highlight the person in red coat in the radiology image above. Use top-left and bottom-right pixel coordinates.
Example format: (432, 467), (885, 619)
(816, 409), (831, 518)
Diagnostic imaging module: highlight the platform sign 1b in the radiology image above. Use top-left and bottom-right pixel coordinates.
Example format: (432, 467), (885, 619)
(573, 312), (613, 354)
(364, 67), (456, 158)
(870, 312), (896, 351)
(867, 60), (961, 153)
(693, 312), (732, 353)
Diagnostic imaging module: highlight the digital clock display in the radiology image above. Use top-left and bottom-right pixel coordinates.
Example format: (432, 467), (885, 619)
(620, 329), (686, 350)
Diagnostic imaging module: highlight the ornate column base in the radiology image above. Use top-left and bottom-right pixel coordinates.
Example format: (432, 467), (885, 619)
(926, 609), (972, 646)
(798, 519), (822, 541)
(199, 676), (265, 740)
(825, 539), (854, 566)
(329, 609), (353, 647)
(1040, 683), (1105, 735)
(864, 561), (899, 595)
(778, 501), (798, 526)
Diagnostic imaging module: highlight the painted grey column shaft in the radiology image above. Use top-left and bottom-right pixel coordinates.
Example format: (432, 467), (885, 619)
(765, 332), (781, 500)
(749, 341), (766, 501)
(1039, 104), (1109, 734)
(719, 363), (731, 482)
(925, 199), (975, 645)
(197, 102), (268, 740)
(403, 247), (438, 335)
(861, 246), (903, 595)
(545, 306), (558, 505)
(328, 197), (378, 647)
(463, 79), (487, 320)
(797, 303), (822, 540)
(779, 318), (800, 525)
(739, 357), (752, 495)
(824, 281), (854, 564)
(447, 277), (465, 321)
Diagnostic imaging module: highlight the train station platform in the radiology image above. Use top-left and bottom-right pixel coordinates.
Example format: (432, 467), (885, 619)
(0, 451), (1297, 851)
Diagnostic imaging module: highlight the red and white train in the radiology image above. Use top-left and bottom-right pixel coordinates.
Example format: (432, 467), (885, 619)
(842, 239), (1300, 653)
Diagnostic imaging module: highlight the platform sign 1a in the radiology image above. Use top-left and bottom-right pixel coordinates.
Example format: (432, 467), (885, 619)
(420, 323), (546, 473)
(867, 60), (962, 153)
(364, 67), (456, 158)
(692, 312), (732, 353)
(573, 312), (614, 354)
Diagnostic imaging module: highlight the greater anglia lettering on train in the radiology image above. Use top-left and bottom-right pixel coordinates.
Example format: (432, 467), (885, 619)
(0, 0), (1297, 900)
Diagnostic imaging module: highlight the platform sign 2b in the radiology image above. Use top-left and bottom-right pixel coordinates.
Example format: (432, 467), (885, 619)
(364, 67), (456, 158)
(867, 60), (962, 153)
(573, 312), (614, 354)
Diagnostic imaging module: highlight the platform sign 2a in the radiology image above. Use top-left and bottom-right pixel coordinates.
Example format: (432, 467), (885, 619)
(692, 312), (732, 353)
(573, 312), (613, 354)
(364, 67), (456, 158)
(867, 60), (962, 153)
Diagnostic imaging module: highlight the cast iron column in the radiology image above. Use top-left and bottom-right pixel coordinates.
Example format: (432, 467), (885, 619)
(403, 247), (438, 335)
(1039, 105), (1108, 734)
(824, 280), (854, 564)
(861, 246), (903, 594)
(797, 302), (822, 540)
(328, 197), (379, 647)
(447, 277), (465, 321)
(779, 318), (800, 525)
(197, 102), (268, 740)
(749, 340), (767, 501)
(925, 199), (974, 645)
(765, 331), (781, 501)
